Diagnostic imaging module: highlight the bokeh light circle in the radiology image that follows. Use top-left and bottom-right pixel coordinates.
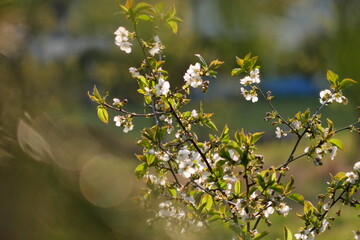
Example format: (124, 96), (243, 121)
(79, 155), (133, 208)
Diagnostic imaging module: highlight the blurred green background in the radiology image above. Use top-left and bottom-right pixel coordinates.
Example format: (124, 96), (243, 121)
(0, 0), (359, 239)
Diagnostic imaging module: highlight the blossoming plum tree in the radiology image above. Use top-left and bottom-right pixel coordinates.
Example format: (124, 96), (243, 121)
(88, 1), (360, 239)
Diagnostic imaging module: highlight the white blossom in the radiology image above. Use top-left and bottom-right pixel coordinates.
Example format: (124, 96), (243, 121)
(330, 146), (338, 160)
(264, 206), (275, 218)
(323, 202), (331, 211)
(291, 120), (301, 130)
(240, 76), (253, 85)
(250, 68), (260, 84)
(183, 62), (203, 88)
(354, 162), (360, 172)
(178, 158), (196, 178)
(275, 127), (287, 139)
(278, 203), (291, 216)
(240, 68), (260, 85)
(238, 208), (250, 220)
(319, 89), (333, 105)
(123, 121), (134, 133)
(191, 109), (199, 119)
(295, 229), (315, 240)
(129, 67), (140, 78)
(114, 26), (132, 53)
(345, 171), (359, 184)
(113, 98), (121, 105)
(228, 149), (239, 161)
(149, 35), (162, 56)
(319, 219), (329, 233)
(240, 87), (258, 103)
(177, 149), (190, 161)
(332, 92), (348, 104)
(155, 77), (170, 96)
(114, 115), (133, 133)
(353, 230), (360, 240)
(114, 115), (126, 127)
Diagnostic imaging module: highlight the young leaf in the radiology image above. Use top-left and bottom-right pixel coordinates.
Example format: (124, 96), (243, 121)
(234, 180), (241, 195)
(251, 132), (264, 144)
(339, 78), (357, 89)
(200, 194), (213, 211)
(137, 14), (153, 21)
(288, 193), (304, 205)
(231, 68), (243, 76)
(304, 201), (315, 215)
(125, 0), (134, 9)
(167, 20), (178, 34)
(97, 106), (109, 124)
(328, 138), (344, 150)
(135, 162), (148, 179)
(284, 226), (293, 240)
(253, 231), (269, 240)
(326, 70), (339, 86)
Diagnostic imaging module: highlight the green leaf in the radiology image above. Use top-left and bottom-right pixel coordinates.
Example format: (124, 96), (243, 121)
(168, 188), (177, 197)
(251, 132), (264, 144)
(97, 106), (108, 124)
(92, 85), (102, 100)
(304, 201), (315, 215)
(119, 4), (129, 13)
(167, 20), (178, 34)
(204, 119), (218, 131)
(234, 180), (241, 195)
(284, 226), (293, 240)
(288, 193), (304, 205)
(235, 56), (244, 67)
(339, 78), (357, 89)
(253, 231), (269, 240)
(200, 194), (213, 211)
(136, 14), (153, 21)
(334, 172), (346, 180)
(146, 154), (156, 165)
(135, 162), (148, 179)
(125, 0), (134, 9)
(326, 70), (339, 86)
(231, 68), (243, 76)
(134, 2), (152, 13)
(209, 59), (224, 70)
(328, 138), (344, 150)
(257, 174), (266, 189)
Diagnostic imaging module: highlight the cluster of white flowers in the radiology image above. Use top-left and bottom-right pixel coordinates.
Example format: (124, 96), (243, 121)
(183, 63), (203, 88)
(319, 89), (348, 105)
(239, 69), (261, 103)
(157, 201), (185, 221)
(176, 149), (206, 178)
(240, 68), (260, 86)
(342, 161), (360, 185)
(240, 87), (258, 103)
(113, 115), (134, 133)
(114, 26), (132, 53)
(155, 77), (170, 96)
(304, 145), (338, 162)
(147, 148), (170, 162)
(295, 229), (315, 240)
(145, 173), (167, 186)
(149, 35), (162, 56)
